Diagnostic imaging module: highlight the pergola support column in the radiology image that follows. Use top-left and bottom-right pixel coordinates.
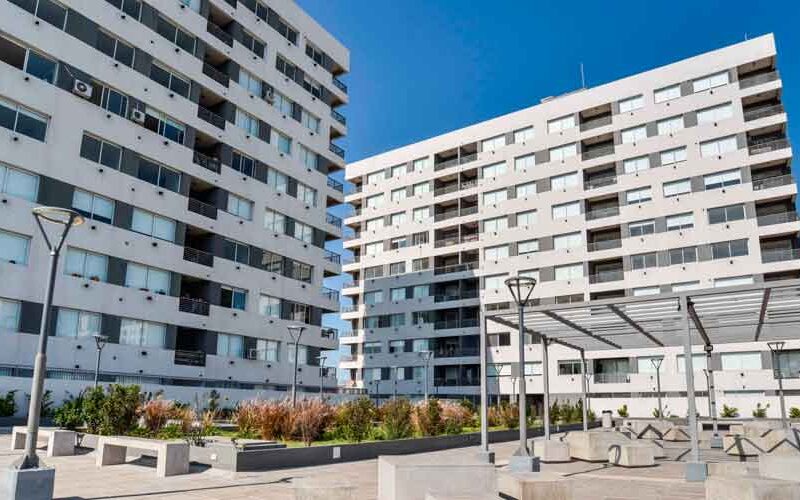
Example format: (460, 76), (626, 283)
(580, 350), (588, 432)
(542, 335), (550, 440)
(681, 295), (706, 482)
(705, 345), (722, 448)
(477, 312), (494, 464)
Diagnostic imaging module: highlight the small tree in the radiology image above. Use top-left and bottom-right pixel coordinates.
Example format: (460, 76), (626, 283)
(334, 397), (376, 443)
(380, 398), (413, 440)
(412, 398), (443, 436)
(720, 404), (739, 418)
(617, 404), (629, 418)
(82, 386), (106, 434)
(549, 399), (561, 425)
(53, 393), (84, 430)
(293, 399), (333, 447)
(441, 401), (472, 435)
(0, 390), (17, 417)
(752, 403), (769, 418)
(496, 402), (519, 429)
(100, 385), (141, 435)
(140, 398), (175, 434)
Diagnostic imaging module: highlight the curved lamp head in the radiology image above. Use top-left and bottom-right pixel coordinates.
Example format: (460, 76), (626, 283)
(32, 207), (84, 227)
(287, 325), (305, 343)
(505, 276), (537, 308)
(93, 333), (108, 350)
(650, 356), (664, 370)
(419, 350), (433, 362)
(767, 341), (786, 353)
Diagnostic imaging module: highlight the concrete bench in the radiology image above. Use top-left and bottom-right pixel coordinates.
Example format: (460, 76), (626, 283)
(706, 476), (800, 500)
(11, 427), (76, 457)
(95, 436), (189, 478)
(758, 454), (800, 482)
(293, 478), (357, 500)
(724, 429), (800, 457)
(707, 462), (756, 477)
(425, 495), (497, 500)
(564, 431), (629, 462)
(377, 455), (496, 500)
(498, 471), (572, 500)
(607, 443), (654, 467)
(534, 439), (571, 463)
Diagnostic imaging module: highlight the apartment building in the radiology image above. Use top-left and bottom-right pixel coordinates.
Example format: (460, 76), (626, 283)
(342, 34), (800, 417)
(0, 0), (348, 409)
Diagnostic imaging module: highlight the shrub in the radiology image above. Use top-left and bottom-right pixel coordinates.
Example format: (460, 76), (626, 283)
(157, 423), (185, 440)
(617, 404), (629, 418)
(587, 409), (597, 422)
(100, 385), (141, 435)
(200, 409), (219, 436)
(334, 397), (375, 443)
(458, 398), (476, 415)
(549, 400), (561, 424)
(41, 390), (55, 418)
(173, 405), (196, 434)
(257, 400), (293, 441)
(140, 399), (175, 434)
(441, 401), (472, 435)
(81, 386), (106, 434)
(790, 407), (800, 419)
(495, 402), (519, 429)
(413, 399), (443, 436)
(380, 398), (413, 440)
(293, 399), (334, 447)
(206, 390), (221, 413)
(233, 400), (262, 439)
(53, 393), (84, 430)
(0, 390), (17, 417)
(721, 404), (739, 418)
(752, 403), (770, 418)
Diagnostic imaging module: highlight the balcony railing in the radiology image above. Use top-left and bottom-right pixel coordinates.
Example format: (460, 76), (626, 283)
(587, 239), (622, 252)
(434, 377), (480, 387)
(581, 144), (615, 161)
(434, 236), (460, 248)
(738, 70), (779, 89)
(331, 108), (347, 126)
(339, 355), (360, 363)
(434, 318), (479, 330)
(322, 287), (340, 301)
(326, 177), (344, 192)
(207, 21), (233, 46)
(332, 75), (348, 94)
(192, 151), (221, 174)
(580, 115), (612, 132)
(179, 297), (210, 316)
(202, 63), (229, 87)
(347, 184), (363, 195)
(593, 373), (630, 384)
(198, 106), (226, 130)
(761, 248), (800, 264)
(585, 206), (620, 221)
(435, 347), (480, 358)
(434, 206), (478, 223)
(748, 138), (790, 155)
(188, 198), (218, 219)
(753, 174), (793, 191)
(756, 212), (799, 227)
(183, 247), (214, 267)
(434, 184), (459, 197)
(434, 153), (478, 172)
(744, 104), (785, 122)
(174, 350), (206, 367)
(326, 213), (343, 228)
(589, 270), (624, 284)
(434, 290), (479, 302)
(338, 329), (357, 338)
(329, 143), (345, 159)
(434, 262), (478, 275)
(341, 304), (357, 313)
(584, 176), (617, 190)
(324, 249), (341, 264)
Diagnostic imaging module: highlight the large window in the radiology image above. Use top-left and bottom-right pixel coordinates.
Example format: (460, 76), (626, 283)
(554, 232), (582, 250)
(551, 172), (578, 190)
(235, 108), (260, 136)
(626, 186), (652, 204)
(555, 264), (583, 281)
(137, 158), (180, 193)
(676, 354), (707, 373)
(631, 252), (657, 270)
(119, 319), (166, 348)
(390, 287), (406, 302)
(481, 135), (506, 152)
(391, 188), (407, 202)
(666, 213), (694, 231)
(657, 116), (684, 135)
(272, 90), (293, 115)
(156, 14), (195, 53)
(550, 143), (577, 161)
(223, 238), (250, 264)
(80, 134), (122, 170)
(484, 245), (509, 260)
(619, 95), (643, 112)
(0, 230), (30, 265)
(483, 189), (507, 205)
(483, 216), (508, 233)
(515, 153), (535, 171)
(697, 102), (733, 124)
(258, 294), (281, 318)
(558, 360), (583, 375)
(264, 209), (286, 233)
(149, 63), (190, 98)
(0, 298), (21, 332)
(99, 85), (129, 118)
(692, 71), (729, 93)
(227, 194), (253, 220)
(266, 167), (288, 194)
(669, 246), (697, 266)
(721, 352), (762, 371)
(274, 130), (292, 155)
(413, 182), (430, 196)
(96, 29), (135, 67)
(552, 201), (580, 219)
(298, 144), (317, 170)
(547, 115), (575, 133)
(364, 290), (383, 305)
(231, 150), (255, 177)
(239, 29), (265, 58)
(238, 68), (263, 96)
(700, 136), (737, 157)
(221, 286), (247, 310)
(482, 161), (507, 178)
(514, 126), (534, 143)
(131, 208), (175, 241)
(64, 248), (107, 281)
(660, 147), (687, 165)
(654, 84), (681, 103)
(518, 239), (539, 255)
(708, 204), (745, 224)
(0, 163), (38, 201)
(662, 179), (691, 198)
(217, 333), (245, 359)
(125, 263), (170, 294)
(484, 274), (507, 290)
(19, 0), (68, 29)
(143, 107), (184, 144)
(704, 169), (741, 190)
(623, 156), (649, 174)
(366, 194), (384, 209)
(714, 275), (754, 288)
(0, 96), (48, 141)
(55, 308), (100, 338)
(517, 210), (537, 227)
(711, 239), (748, 260)
(413, 157), (430, 172)
(621, 125), (647, 144)
(0, 37), (59, 84)
(256, 339), (280, 362)
(629, 219), (655, 237)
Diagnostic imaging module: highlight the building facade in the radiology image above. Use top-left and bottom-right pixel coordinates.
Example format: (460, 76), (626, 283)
(0, 0), (348, 410)
(342, 34), (800, 417)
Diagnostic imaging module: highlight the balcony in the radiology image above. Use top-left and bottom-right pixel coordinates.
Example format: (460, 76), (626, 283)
(327, 177), (344, 192)
(179, 297), (210, 316)
(757, 212), (799, 226)
(593, 373), (630, 384)
(331, 108), (347, 126)
(585, 206), (619, 221)
(339, 354), (361, 363)
(435, 347), (480, 358)
(589, 270), (624, 284)
(434, 154), (477, 172)
(749, 138), (790, 155)
(434, 184), (459, 197)
(434, 233), (478, 248)
(434, 318), (479, 330)
(198, 106), (226, 130)
(434, 290), (479, 302)
(753, 174), (793, 191)
(332, 75), (348, 94)
(188, 198), (218, 220)
(183, 247), (214, 267)
(324, 250), (341, 264)
(174, 349), (206, 367)
(762, 248), (800, 264)
(744, 104), (785, 122)
(587, 239), (622, 252)
(580, 114), (612, 132)
(192, 151), (221, 174)
(207, 21), (233, 47)
(329, 143), (345, 159)
(739, 70), (779, 89)
(434, 262), (478, 275)
(584, 175), (617, 191)
(322, 287), (340, 301)
(326, 213), (343, 228)
(582, 144), (615, 161)
(202, 63), (229, 87)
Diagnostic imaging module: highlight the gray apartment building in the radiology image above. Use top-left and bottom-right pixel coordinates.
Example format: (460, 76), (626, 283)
(341, 34), (800, 417)
(0, 0), (348, 409)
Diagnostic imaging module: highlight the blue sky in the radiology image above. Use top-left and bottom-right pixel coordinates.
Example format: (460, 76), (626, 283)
(304, 0), (800, 365)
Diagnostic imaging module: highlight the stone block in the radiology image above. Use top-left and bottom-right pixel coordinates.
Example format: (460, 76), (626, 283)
(425, 495), (497, 500)
(533, 440), (571, 463)
(758, 454), (800, 481)
(607, 444), (654, 467)
(377, 455), (496, 500)
(96, 437), (189, 478)
(601, 411), (613, 429)
(707, 462), (755, 477)
(498, 471), (572, 500)
(564, 431), (628, 462)
(729, 424), (745, 435)
(724, 435), (762, 457)
(10, 427), (76, 457)
(3, 466), (55, 500)
(294, 478), (357, 500)
(706, 476), (800, 500)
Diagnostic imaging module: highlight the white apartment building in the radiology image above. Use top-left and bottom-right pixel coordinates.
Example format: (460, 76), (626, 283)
(342, 34), (800, 418)
(0, 0), (349, 410)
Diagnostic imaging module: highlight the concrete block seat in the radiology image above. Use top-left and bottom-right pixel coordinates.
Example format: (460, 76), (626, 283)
(425, 495), (498, 500)
(377, 455), (496, 500)
(293, 478), (357, 500)
(705, 476), (800, 500)
(11, 426), (76, 457)
(95, 436), (189, 478)
(607, 443), (654, 468)
(498, 471), (572, 500)
(622, 420), (673, 440)
(758, 454), (800, 481)
(534, 440), (571, 463)
(707, 462), (757, 477)
(724, 428), (800, 457)
(563, 431), (629, 462)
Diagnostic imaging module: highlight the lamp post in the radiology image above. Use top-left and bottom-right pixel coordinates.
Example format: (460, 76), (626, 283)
(287, 325), (305, 407)
(504, 276), (538, 472)
(767, 341), (789, 430)
(420, 350), (433, 402)
(15, 207), (82, 478)
(318, 355), (327, 397)
(391, 366), (398, 400)
(93, 334), (108, 388)
(650, 357), (664, 420)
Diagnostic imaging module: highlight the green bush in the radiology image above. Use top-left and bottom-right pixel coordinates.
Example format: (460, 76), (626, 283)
(99, 385), (141, 435)
(721, 404), (739, 418)
(380, 398), (413, 440)
(549, 400), (561, 424)
(752, 403), (769, 418)
(0, 390), (17, 417)
(790, 407), (800, 419)
(413, 398), (443, 436)
(82, 387), (106, 433)
(156, 423), (185, 440)
(617, 404), (629, 418)
(334, 397), (375, 443)
(587, 409), (597, 422)
(40, 390), (55, 418)
(53, 393), (84, 430)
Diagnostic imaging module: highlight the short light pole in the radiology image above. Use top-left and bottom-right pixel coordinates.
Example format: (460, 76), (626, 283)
(15, 207), (82, 481)
(651, 357), (664, 420)
(504, 276), (538, 472)
(93, 334), (108, 388)
(391, 365), (398, 400)
(767, 341), (789, 430)
(287, 325), (305, 407)
(318, 354), (327, 397)
(420, 350), (433, 402)
(702, 344), (721, 447)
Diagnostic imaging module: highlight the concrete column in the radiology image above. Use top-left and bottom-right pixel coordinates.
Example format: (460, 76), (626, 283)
(477, 312), (493, 463)
(681, 295), (706, 481)
(580, 350), (588, 432)
(542, 335), (550, 440)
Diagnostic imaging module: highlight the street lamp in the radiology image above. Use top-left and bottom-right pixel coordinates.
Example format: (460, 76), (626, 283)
(391, 366), (398, 400)
(419, 350), (433, 402)
(767, 341), (789, 430)
(287, 325), (305, 407)
(504, 276), (537, 472)
(650, 357), (664, 420)
(93, 334), (108, 388)
(14, 207), (82, 482)
(318, 354), (327, 397)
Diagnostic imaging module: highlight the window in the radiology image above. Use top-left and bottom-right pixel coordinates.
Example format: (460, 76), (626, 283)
(0, 163), (38, 201)
(236, 108), (260, 136)
(631, 252), (657, 270)
(700, 136), (737, 157)
(412, 285), (428, 299)
(0, 96), (48, 141)
(554, 232), (582, 250)
(662, 179), (691, 198)
(366, 194), (384, 209)
(272, 91), (293, 115)
(137, 158), (180, 193)
(227, 194), (253, 220)
(714, 275), (754, 288)
(666, 213), (694, 231)
(389, 313), (405, 327)
(119, 319), (166, 348)
(548, 115), (575, 133)
(623, 156), (649, 174)
(143, 107), (184, 144)
(0, 298), (21, 332)
(389, 262), (406, 275)
(366, 171), (383, 184)
(264, 8), (298, 44)
(296, 182), (317, 206)
(633, 286), (660, 297)
(217, 333), (245, 359)
(558, 360), (583, 375)
(287, 260), (312, 283)
(619, 95), (643, 113)
(297, 144), (317, 170)
(704, 169), (741, 190)
(21, 48), (59, 84)
(626, 186), (652, 204)
(266, 167), (287, 193)
(488, 333), (511, 347)
(411, 232), (428, 246)
(721, 352), (762, 371)
(156, 14), (195, 53)
(697, 103), (733, 124)
(484, 216), (508, 233)
(259, 250), (283, 274)
(483, 189), (507, 205)
(516, 182), (536, 198)
(621, 125), (647, 144)
(389, 288), (406, 302)
(657, 116), (684, 135)
(0, 230), (29, 265)
(64, 248), (107, 281)
(654, 84), (681, 103)
(389, 340), (407, 354)
(660, 147), (687, 165)
(514, 153), (535, 171)
(292, 221), (313, 243)
(301, 110), (320, 133)
(708, 204), (745, 224)
(391, 188), (407, 202)
(552, 201), (580, 219)
(692, 71), (729, 93)
(551, 172), (578, 190)
(364, 342), (381, 354)
(413, 157), (430, 172)
(481, 135), (506, 152)
(484, 274), (506, 290)
(80, 135), (122, 170)
(390, 165), (405, 178)
(550, 143), (577, 161)
(636, 356), (664, 373)
(514, 126), (534, 143)
(149, 63), (190, 98)
(629, 219), (655, 237)
(223, 239), (250, 264)
(26, 0), (68, 29)
(389, 212), (406, 226)
(221, 286), (247, 310)
(366, 218), (382, 231)
(238, 68), (263, 96)
(672, 281), (700, 292)
(519, 269), (539, 281)
(125, 263), (170, 294)
(517, 210), (537, 227)
(485, 245), (509, 260)
(518, 239), (539, 255)
(258, 294), (281, 318)
(412, 258), (429, 272)
(55, 308), (100, 338)
(413, 182), (430, 196)
(555, 264), (583, 281)
(711, 239), (748, 259)
(669, 246), (697, 265)
(131, 208), (175, 241)
(256, 339), (279, 362)
(365, 242), (382, 256)
(482, 162), (507, 178)
(389, 237), (407, 250)
(364, 290), (383, 305)
(264, 209), (286, 233)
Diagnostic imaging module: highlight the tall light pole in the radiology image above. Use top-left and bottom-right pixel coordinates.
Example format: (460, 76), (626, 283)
(318, 354), (327, 397)
(651, 357), (664, 420)
(287, 325), (305, 407)
(93, 334), (108, 388)
(504, 276), (537, 472)
(16, 207), (82, 477)
(767, 341), (789, 430)
(420, 350), (433, 402)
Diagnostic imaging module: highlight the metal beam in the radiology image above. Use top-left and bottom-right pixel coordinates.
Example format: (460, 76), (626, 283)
(541, 311), (622, 349)
(487, 315), (584, 352)
(686, 300), (712, 347)
(607, 304), (664, 347)
(753, 288), (771, 342)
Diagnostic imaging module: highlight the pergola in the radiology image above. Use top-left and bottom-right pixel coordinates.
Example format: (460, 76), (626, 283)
(478, 278), (800, 479)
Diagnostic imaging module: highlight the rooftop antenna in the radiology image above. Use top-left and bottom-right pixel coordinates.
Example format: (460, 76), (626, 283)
(580, 63), (586, 89)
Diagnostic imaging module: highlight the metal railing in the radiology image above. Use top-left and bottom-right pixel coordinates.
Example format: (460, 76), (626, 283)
(434, 318), (479, 330)
(197, 106), (226, 130)
(207, 21), (233, 46)
(581, 144), (615, 161)
(589, 270), (624, 284)
(761, 248), (800, 264)
(756, 212), (799, 227)
(584, 176), (617, 190)
(202, 63), (229, 87)
(587, 239), (622, 252)
(321, 287), (340, 301)
(434, 262), (478, 275)
(326, 213), (343, 228)
(593, 373), (630, 384)
(324, 250), (341, 264)
(434, 377), (480, 387)
(580, 114), (612, 132)
(753, 174), (793, 191)
(174, 350), (206, 367)
(461, 179), (478, 190)
(339, 355), (360, 363)
(329, 143), (345, 159)
(738, 70), (779, 89)
(434, 290), (479, 302)
(183, 246), (214, 267)
(192, 150), (221, 174)
(434, 184), (459, 197)
(332, 75), (348, 94)
(331, 108), (347, 126)
(748, 138), (790, 155)
(188, 198), (218, 219)
(338, 330), (357, 338)
(347, 184), (363, 195)
(179, 297), (210, 316)
(744, 104), (785, 122)
(434, 153), (478, 171)
(585, 206), (620, 220)
(341, 304), (357, 313)
(327, 177), (344, 192)
(434, 236), (460, 248)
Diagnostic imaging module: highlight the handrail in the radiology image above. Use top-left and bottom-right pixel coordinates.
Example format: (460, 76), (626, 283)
(738, 70), (779, 89)
(331, 108), (347, 126)
(584, 175), (617, 190)
(332, 75), (348, 94)
(326, 213), (343, 228)
(192, 150), (221, 174)
(179, 297), (210, 316)
(752, 174), (793, 190)
(433, 262), (478, 275)
(593, 373), (630, 384)
(756, 212), (799, 227)
(324, 250), (341, 264)
(585, 206), (620, 220)
(434, 184), (460, 197)
(202, 63), (229, 87)
(188, 198), (218, 219)
(743, 104), (785, 122)
(761, 248), (800, 264)
(197, 105), (226, 130)
(174, 350), (206, 367)
(183, 246), (214, 267)
(329, 143), (345, 159)
(322, 287), (340, 301)
(580, 114), (612, 132)
(207, 21), (233, 46)
(587, 239), (622, 252)
(581, 144), (615, 161)
(588, 270), (624, 284)
(748, 138), (790, 155)
(327, 177), (344, 192)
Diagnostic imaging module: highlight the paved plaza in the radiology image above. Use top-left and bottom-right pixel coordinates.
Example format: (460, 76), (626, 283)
(0, 432), (736, 499)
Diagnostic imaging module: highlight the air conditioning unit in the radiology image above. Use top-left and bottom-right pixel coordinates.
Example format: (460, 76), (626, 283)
(263, 86), (275, 103)
(72, 79), (93, 100)
(130, 109), (146, 124)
